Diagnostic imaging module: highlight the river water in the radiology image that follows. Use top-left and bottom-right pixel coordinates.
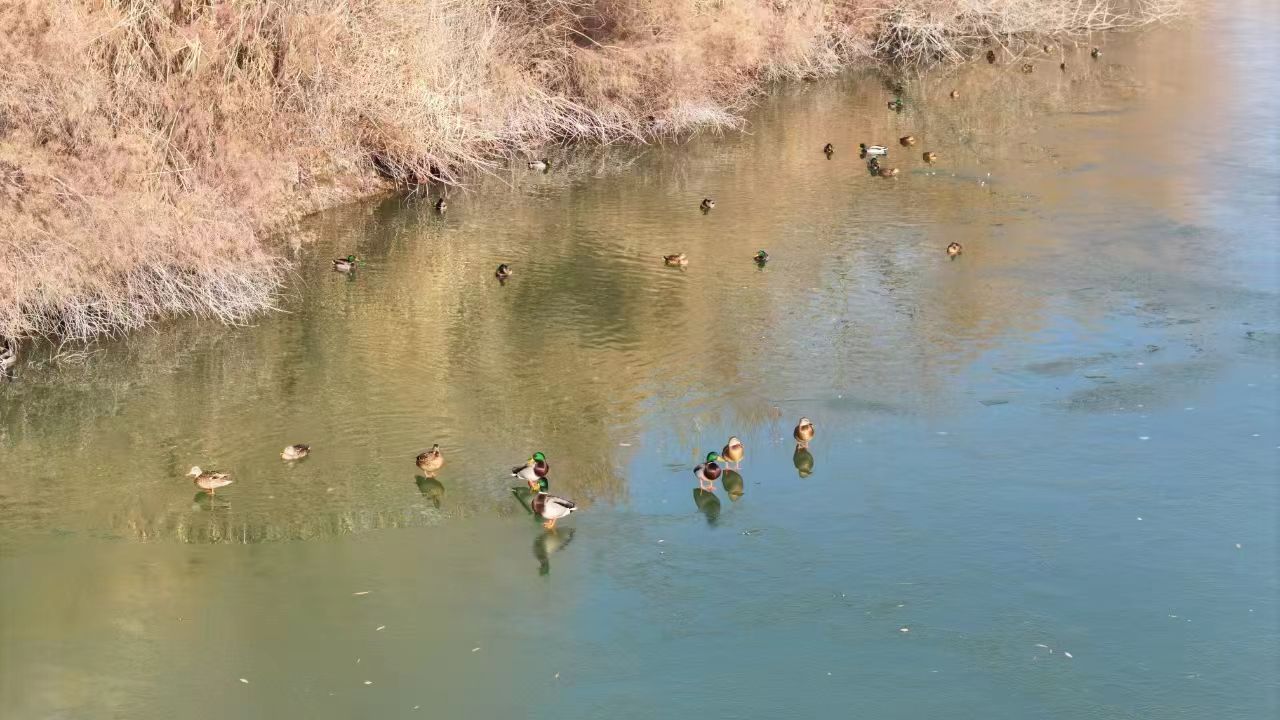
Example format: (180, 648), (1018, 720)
(2, 6), (1278, 719)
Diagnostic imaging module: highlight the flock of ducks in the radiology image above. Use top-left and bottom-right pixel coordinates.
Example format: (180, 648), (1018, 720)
(184, 418), (818, 531)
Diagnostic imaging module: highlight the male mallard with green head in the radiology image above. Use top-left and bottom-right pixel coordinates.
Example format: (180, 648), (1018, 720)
(532, 491), (577, 530)
(187, 467), (233, 494)
(700, 198), (716, 211)
(281, 444), (310, 461)
(753, 250), (769, 265)
(416, 444), (444, 475)
(793, 417), (815, 449)
(887, 99), (904, 112)
(720, 436), (745, 470)
(694, 451), (723, 491)
(495, 263), (513, 281)
(947, 241), (963, 258)
(512, 451), (550, 491)
(332, 255), (359, 272)
(663, 253), (689, 267)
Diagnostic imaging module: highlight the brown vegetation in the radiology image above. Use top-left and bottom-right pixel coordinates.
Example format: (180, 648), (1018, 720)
(0, 0), (1183, 342)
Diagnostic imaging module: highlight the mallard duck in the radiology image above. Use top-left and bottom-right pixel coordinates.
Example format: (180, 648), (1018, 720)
(986, 49), (997, 64)
(187, 466), (233, 494)
(1060, 62), (1067, 71)
(1020, 63), (1034, 74)
(1091, 47), (1101, 59)
(868, 157), (882, 174)
(720, 436), (744, 469)
(0, 337), (17, 378)
(512, 451), (550, 490)
(1043, 44), (1052, 53)
(949, 89), (959, 99)
(532, 491), (577, 530)
(281, 444), (310, 461)
(700, 198), (716, 211)
(528, 158), (549, 171)
(923, 151), (938, 164)
(879, 167), (900, 177)
(495, 263), (513, 281)
(859, 143), (888, 157)
(434, 197), (447, 214)
(823, 142), (834, 155)
(899, 135), (916, 147)
(947, 241), (963, 258)
(887, 99), (904, 112)
(793, 447), (815, 478)
(694, 451), (723, 491)
(332, 255), (359, 272)
(663, 253), (689, 267)
(416, 444), (444, 475)
(753, 250), (769, 265)
(793, 417), (815, 449)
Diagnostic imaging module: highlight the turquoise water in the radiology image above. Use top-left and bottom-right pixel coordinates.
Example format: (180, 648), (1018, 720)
(2, 7), (1278, 719)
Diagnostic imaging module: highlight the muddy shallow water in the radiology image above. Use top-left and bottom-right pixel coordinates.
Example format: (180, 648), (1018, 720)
(2, 5), (1278, 718)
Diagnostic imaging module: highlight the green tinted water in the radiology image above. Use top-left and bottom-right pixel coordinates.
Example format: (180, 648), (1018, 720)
(2, 8), (1278, 718)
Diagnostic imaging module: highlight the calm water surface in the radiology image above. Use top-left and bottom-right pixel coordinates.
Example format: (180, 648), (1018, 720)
(3, 7), (1278, 719)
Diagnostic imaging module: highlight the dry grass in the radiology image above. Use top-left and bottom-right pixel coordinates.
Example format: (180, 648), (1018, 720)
(0, 0), (1185, 343)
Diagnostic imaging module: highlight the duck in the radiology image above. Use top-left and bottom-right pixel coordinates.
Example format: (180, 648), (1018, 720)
(986, 49), (997, 64)
(512, 451), (550, 490)
(187, 467), (233, 494)
(528, 158), (549, 171)
(878, 167), (900, 177)
(281, 444), (310, 461)
(947, 241), (963, 258)
(923, 151), (938, 164)
(0, 337), (17, 378)
(899, 135), (916, 147)
(1043, 44), (1052, 53)
(720, 436), (745, 470)
(532, 491), (577, 530)
(416, 444), (444, 475)
(700, 198), (716, 211)
(1091, 47), (1101, 59)
(434, 197), (447, 214)
(694, 451), (723, 491)
(663, 253), (689, 267)
(753, 250), (770, 265)
(859, 143), (888, 157)
(495, 263), (513, 281)
(1060, 62), (1067, 71)
(887, 99), (904, 112)
(868, 157), (882, 174)
(823, 143), (834, 155)
(793, 417), (815, 449)
(332, 255), (359, 272)
(1020, 63), (1034, 74)
(950, 89), (959, 99)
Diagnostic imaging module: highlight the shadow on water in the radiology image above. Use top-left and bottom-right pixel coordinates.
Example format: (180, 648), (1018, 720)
(533, 527), (576, 576)
(721, 470), (744, 501)
(793, 447), (815, 478)
(415, 475), (445, 509)
(692, 488), (721, 526)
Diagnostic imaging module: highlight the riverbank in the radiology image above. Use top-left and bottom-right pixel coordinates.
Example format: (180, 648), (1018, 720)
(0, 0), (1183, 344)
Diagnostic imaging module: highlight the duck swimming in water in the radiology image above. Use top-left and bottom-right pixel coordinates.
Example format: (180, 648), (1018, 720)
(899, 135), (916, 147)
(188, 467), (233, 494)
(281, 444), (310, 461)
(947, 242), (963, 258)
(700, 198), (716, 211)
(923, 151), (938, 164)
(823, 143), (834, 155)
(495, 263), (513, 281)
(753, 250), (769, 265)
(663, 253), (689, 267)
(332, 255), (359, 272)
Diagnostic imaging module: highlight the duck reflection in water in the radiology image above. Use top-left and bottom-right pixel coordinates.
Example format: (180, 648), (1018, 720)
(533, 527), (576, 576)
(721, 469), (745, 501)
(416, 475), (445, 509)
(793, 447), (815, 478)
(511, 477), (549, 518)
(191, 491), (231, 512)
(692, 487), (721, 526)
